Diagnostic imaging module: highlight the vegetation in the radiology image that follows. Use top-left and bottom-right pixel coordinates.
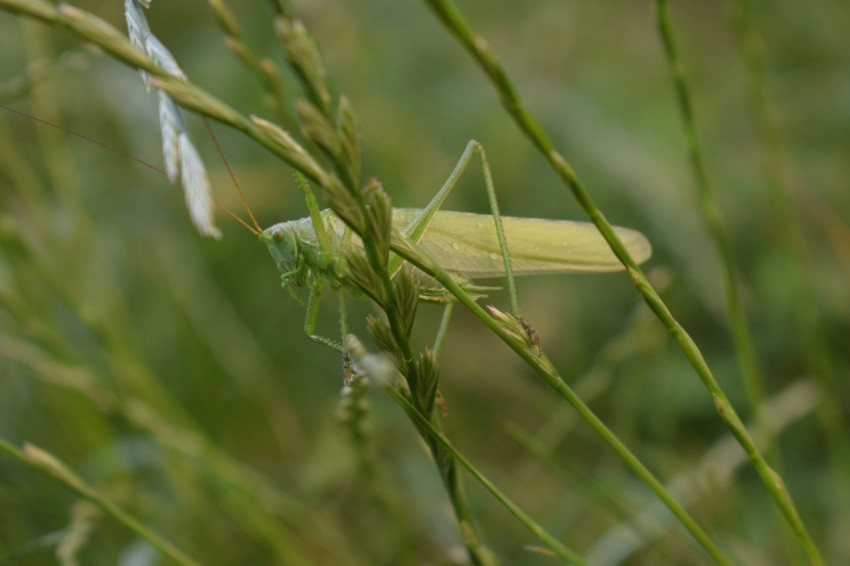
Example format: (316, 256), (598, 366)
(0, 1), (847, 563)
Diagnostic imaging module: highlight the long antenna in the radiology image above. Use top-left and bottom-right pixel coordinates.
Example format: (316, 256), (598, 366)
(218, 202), (259, 235)
(2, 103), (260, 235)
(0, 103), (166, 176)
(202, 117), (262, 234)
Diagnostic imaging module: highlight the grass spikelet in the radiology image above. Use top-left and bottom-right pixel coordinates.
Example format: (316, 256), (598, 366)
(1, 2), (845, 564)
(124, 0), (219, 238)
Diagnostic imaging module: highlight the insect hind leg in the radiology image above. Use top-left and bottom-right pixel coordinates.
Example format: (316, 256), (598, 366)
(395, 140), (520, 316)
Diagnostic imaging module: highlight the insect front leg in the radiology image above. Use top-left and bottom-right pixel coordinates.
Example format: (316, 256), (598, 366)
(303, 275), (344, 352)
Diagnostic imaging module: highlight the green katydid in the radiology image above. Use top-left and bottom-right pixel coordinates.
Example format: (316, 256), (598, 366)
(1, 105), (651, 357)
(255, 140), (652, 353)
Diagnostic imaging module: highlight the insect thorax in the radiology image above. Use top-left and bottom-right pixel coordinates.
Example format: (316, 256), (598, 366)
(262, 218), (342, 289)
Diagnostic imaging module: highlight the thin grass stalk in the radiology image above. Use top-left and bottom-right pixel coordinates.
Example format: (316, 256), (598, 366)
(0, 113), (50, 224)
(0, 48), (89, 101)
(266, 0), (292, 19)
(262, 8), (722, 557)
(654, 0), (802, 558)
(383, 386), (586, 565)
(22, 22), (81, 207)
(337, 376), (380, 491)
(0, 439), (200, 566)
(265, 9), (496, 561)
(0, 3), (727, 559)
(1, 293), (315, 561)
(729, 4), (850, 555)
(505, 425), (688, 564)
(389, 236), (731, 564)
(1, 96), (312, 560)
(509, 296), (667, 489)
(587, 379), (820, 564)
(655, 2), (820, 562)
(0, 3), (492, 559)
(333, 94), (500, 566)
(0, 336), (328, 564)
(206, 0), (294, 129)
(353, 188), (497, 563)
(730, 0), (845, 436)
(420, 1), (822, 562)
(0, 3), (325, 190)
(0, 0), (163, 81)
(655, 0), (768, 431)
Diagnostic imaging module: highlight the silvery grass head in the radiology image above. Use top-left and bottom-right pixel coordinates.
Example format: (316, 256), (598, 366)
(124, 0), (220, 239)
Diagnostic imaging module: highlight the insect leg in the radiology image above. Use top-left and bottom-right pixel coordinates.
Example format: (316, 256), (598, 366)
(431, 302), (455, 360)
(392, 140), (520, 316)
(304, 276), (344, 352)
(335, 226), (353, 353)
(293, 171), (331, 252)
(395, 141), (479, 247)
(295, 171), (352, 360)
(474, 141), (520, 316)
(472, 146), (546, 349)
(338, 290), (349, 346)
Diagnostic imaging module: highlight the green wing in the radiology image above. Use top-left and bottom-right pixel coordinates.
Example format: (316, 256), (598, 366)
(390, 208), (651, 278)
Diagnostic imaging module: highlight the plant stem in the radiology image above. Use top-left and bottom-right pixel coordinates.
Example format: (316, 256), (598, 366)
(421, 1), (822, 562)
(0, 439), (200, 566)
(656, 0), (767, 428)
(390, 236), (732, 565)
(384, 386), (586, 565)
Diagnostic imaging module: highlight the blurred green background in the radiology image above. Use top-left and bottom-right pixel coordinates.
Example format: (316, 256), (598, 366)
(1, 0), (849, 564)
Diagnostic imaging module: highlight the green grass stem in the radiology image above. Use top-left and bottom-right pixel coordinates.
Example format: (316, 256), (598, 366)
(0, 439), (200, 566)
(421, 1), (822, 562)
